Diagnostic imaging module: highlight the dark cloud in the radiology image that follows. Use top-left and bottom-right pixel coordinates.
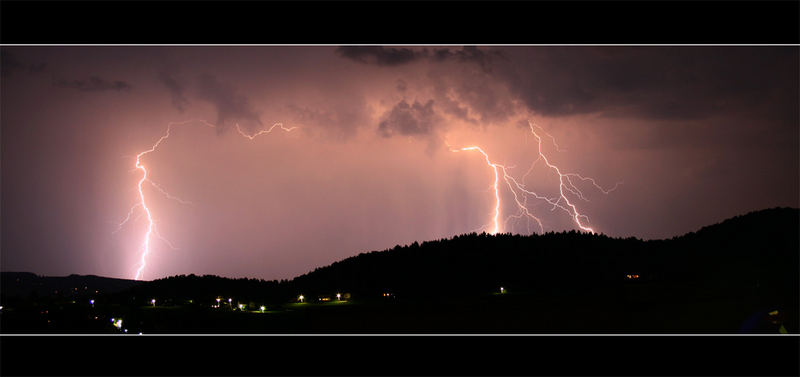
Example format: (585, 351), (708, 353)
(495, 47), (799, 122)
(1, 51), (46, 77)
(427, 66), (512, 125)
(287, 101), (369, 140)
(336, 46), (504, 72)
(430, 46), (505, 72)
(378, 99), (438, 137)
(194, 74), (262, 133)
(336, 47), (424, 66)
(54, 76), (132, 92)
(396, 78), (407, 92)
(157, 71), (189, 113)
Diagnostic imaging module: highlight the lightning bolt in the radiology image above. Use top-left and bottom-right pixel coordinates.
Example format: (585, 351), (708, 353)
(115, 120), (295, 280)
(452, 120), (620, 235)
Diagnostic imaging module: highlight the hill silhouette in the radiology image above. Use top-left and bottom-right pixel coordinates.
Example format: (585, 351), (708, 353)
(2, 207), (797, 333)
(0, 272), (141, 299)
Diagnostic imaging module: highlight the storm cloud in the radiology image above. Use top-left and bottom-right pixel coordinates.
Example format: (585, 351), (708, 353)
(337, 46), (505, 72)
(378, 99), (439, 137)
(1, 46), (796, 282)
(493, 47), (799, 123)
(336, 46), (425, 66)
(0, 51), (46, 77)
(54, 76), (132, 92)
(158, 71), (189, 113)
(194, 74), (262, 132)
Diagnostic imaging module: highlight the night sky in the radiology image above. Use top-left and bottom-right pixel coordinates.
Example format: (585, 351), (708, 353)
(1, 46), (797, 281)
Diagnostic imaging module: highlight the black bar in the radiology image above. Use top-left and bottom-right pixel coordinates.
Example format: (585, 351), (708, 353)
(2, 335), (799, 376)
(1, 1), (798, 44)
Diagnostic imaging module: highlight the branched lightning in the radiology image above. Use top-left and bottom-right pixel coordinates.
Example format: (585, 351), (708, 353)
(452, 120), (620, 235)
(115, 120), (295, 280)
(235, 123), (297, 139)
(117, 115), (611, 280)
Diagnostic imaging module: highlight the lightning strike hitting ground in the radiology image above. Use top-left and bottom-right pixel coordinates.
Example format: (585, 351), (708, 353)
(453, 120), (620, 235)
(115, 120), (295, 280)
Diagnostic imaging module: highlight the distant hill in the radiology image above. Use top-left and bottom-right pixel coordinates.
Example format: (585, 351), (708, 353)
(2, 207), (796, 334)
(0, 272), (141, 299)
(101, 207), (797, 307)
(289, 207), (798, 298)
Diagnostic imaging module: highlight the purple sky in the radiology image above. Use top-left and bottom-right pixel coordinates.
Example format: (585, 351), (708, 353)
(2, 46), (797, 281)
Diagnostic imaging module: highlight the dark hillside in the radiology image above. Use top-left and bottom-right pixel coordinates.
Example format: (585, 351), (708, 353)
(2, 207), (796, 333)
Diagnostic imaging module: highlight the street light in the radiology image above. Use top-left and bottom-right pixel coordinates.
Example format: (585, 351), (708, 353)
(90, 299), (95, 306)
(151, 299), (156, 307)
(336, 293), (341, 301)
(238, 304), (244, 311)
(298, 295), (304, 303)
(260, 306), (266, 313)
